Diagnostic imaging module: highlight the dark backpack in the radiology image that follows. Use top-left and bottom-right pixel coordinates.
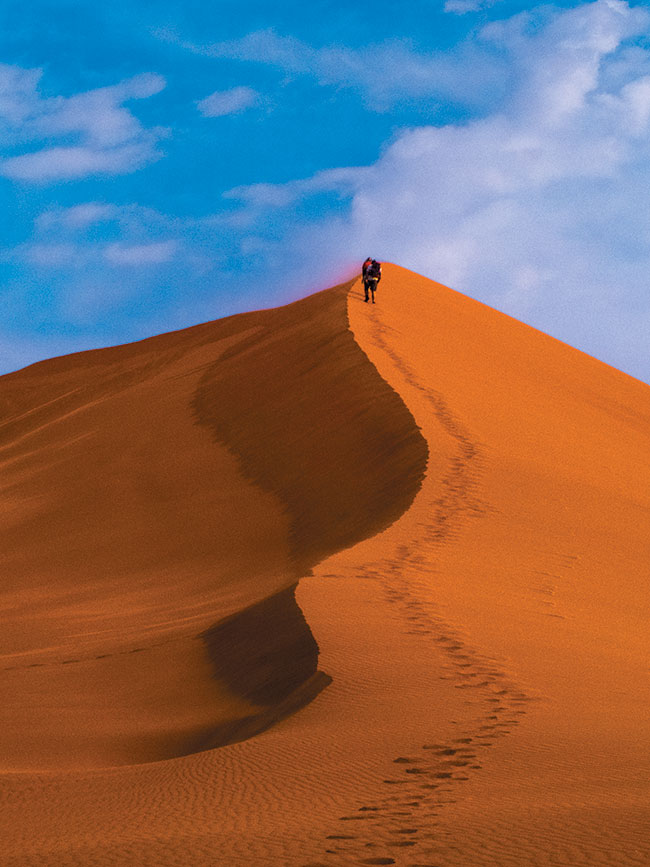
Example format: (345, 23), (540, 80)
(368, 260), (381, 279)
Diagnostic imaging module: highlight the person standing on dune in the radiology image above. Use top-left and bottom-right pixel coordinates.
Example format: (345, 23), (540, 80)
(362, 257), (381, 303)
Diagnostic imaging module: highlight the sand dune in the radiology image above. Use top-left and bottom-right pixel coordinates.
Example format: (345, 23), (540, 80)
(0, 265), (648, 865)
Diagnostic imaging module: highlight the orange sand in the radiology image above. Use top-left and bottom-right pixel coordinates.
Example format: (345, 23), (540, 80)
(0, 265), (648, 865)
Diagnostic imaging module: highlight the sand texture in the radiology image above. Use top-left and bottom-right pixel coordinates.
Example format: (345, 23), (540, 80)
(0, 265), (648, 865)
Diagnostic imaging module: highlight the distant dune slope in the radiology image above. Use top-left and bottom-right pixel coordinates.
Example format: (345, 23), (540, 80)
(0, 281), (426, 769)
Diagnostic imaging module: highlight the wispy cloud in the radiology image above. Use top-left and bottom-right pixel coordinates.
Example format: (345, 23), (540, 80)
(3, 201), (187, 353)
(444, 0), (503, 15)
(104, 240), (178, 266)
(197, 85), (259, 117)
(35, 201), (174, 235)
(0, 66), (167, 183)
(167, 28), (506, 111)
(224, 167), (365, 208)
(23, 242), (78, 268)
(36, 203), (120, 231)
(18, 203), (180, 271)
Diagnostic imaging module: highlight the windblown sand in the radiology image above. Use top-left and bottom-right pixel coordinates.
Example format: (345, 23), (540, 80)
(0, 265), (648, 865)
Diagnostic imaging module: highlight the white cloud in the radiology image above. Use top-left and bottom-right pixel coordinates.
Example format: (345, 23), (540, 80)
(0, 66), (166, 183)
(35, 201), (175, 237)
(227, 0), (650, 382)
(23, 242), (78, 268)
(0, 64), (42, 130)
(20, 204), (180, 271)
(445, 0), (502, 14)
(2, 142), (158, 182)
(197, 86), (259, 117)
(17, 238), (180, 270)
(104, 240), (178, 266)
(36, 203), (119, 231)
(225, 166), (364, 207)
(175, 28), (506, 110)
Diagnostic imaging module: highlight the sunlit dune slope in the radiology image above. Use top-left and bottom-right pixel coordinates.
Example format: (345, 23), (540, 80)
(335, 264), (650, 865)
(0, 281), (426, 770)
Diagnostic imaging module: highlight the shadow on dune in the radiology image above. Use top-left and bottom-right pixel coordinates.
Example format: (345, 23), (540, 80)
(202, 585), (321, 706)
(193, 281), (428, 571)
(196, 585), (332, 751)
(188, 280), (428, 749)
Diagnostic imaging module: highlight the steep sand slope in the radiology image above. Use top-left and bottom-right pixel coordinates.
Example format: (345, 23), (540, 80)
(1, 266), (648, 866)
(0, 282), (425, 770)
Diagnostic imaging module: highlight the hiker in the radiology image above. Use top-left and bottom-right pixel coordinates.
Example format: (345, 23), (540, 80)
(362, 258), (382, 303)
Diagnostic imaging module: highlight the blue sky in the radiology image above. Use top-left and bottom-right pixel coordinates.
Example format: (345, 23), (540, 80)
(2, 0), (650, 383)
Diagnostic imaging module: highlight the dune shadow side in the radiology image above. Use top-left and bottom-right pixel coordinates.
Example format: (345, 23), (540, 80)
(202, 584), (320, 706)
(195, 585), (332, 751)
(191, 281), (428, 742)
(192, 281), (428, 573)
